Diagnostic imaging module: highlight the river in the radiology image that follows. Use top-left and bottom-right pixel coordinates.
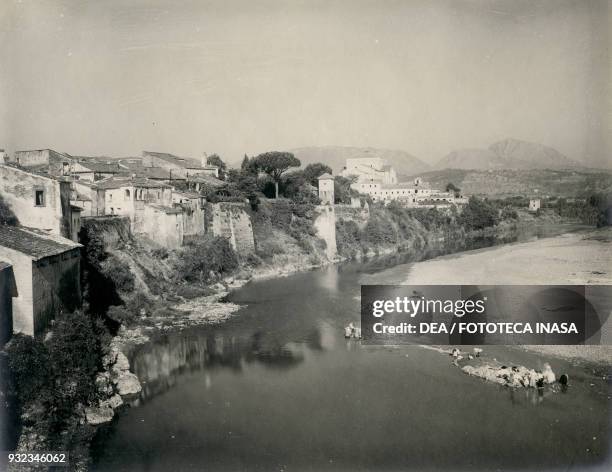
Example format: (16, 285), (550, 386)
(91, 225), (611, 471)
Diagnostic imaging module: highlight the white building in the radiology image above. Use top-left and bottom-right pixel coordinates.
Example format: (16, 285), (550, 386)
(341, 158), (397, 185)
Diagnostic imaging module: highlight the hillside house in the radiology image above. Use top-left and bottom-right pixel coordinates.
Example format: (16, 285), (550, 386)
(0, 261), (17, 345)
(0, 164), (80, 241)
(318, 173), (335, 205)
(352, 179), (434, 204)
(529, 199), (541, 212)
(11, 149), (76, 178)
(0, 226), (81, 337)
(142, 151), (219, 179)
(70, 159), (124, 182)
(93, 176), (173, 218)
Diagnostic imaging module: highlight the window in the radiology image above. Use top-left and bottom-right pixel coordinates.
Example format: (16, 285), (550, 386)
(125, 189), (130, 199)
(34, 189), (45, 206)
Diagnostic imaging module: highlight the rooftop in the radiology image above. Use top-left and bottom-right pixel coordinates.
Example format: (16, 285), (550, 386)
(74, 160), (124, 173)
(0, 162), (70, 182)
(318, 173), (334, 180)
(143, 151), (201, 169)
(138, 166), (187, 181)
(93, 176), (171, 190)
(0, 226), (81, 260)
(185, 174), (225, 187)
(147, 204), (183, 214)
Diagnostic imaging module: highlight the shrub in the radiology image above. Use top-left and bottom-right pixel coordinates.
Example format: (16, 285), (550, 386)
(5, 335), (50, 405)
(100, 254), (135, 292)
(457, 196), (499, 230)
(178, 236), (239, 283)
(106, 305), (136, 325)
(6, 311), (108, 434)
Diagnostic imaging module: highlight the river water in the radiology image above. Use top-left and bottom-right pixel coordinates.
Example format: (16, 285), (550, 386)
(91, 226), (611, 471)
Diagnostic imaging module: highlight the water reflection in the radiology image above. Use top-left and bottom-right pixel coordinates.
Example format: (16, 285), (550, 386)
(132, 329), (308, 402)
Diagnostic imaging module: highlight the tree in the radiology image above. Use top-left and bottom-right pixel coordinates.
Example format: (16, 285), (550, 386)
(252, 151), (301, 198)
(206, 154), (227, 180)
(446, 182), (461, 197)
(241, 154), (258, 176)
(334, 175), (357, 204)
(303, 163), (332, 186)
(458, 196), (499, 230)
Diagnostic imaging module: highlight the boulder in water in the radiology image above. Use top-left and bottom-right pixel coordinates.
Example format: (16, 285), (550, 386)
(85, 406), (114, 425)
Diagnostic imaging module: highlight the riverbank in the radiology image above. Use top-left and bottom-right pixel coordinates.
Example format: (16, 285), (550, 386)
(405, 227), (612, 365)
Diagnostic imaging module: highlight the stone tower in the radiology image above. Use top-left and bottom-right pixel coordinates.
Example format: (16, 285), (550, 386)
(318, 173), (335, 205)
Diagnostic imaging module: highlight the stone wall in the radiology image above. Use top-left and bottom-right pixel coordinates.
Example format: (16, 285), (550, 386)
(141, 205), (183, 249)
(0, 248), (34, 335)
(209, 202), (255, 257)
(32, 249), (81, 336)
(314, 205), (338, 260)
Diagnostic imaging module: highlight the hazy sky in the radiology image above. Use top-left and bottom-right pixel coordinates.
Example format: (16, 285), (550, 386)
(1, 0), (610, 166)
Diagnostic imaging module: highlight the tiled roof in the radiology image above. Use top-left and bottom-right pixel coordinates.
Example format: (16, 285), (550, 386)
(94, 176), (171, 190)
(143, 151), (201, 169)
(0, 226), (81, 260)
(74, 160), (123, 173)
(185, 174), (225, 187)
(147, 204), (182, 214)
(138, 167), (187, 181)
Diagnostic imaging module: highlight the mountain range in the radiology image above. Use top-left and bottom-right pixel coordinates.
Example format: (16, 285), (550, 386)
(289, 138), (584, 175)
(437, 138), (581, 170)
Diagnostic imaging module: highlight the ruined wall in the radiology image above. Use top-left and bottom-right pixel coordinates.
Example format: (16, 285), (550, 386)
(209, 202), (255, 257)
(314, 205), (337, 260)
(12, 150), (50, 167)
(32, 249), (81, 336)
(141, 205), (183, 249)
(181, 201), (206, 242)
(0, 165), (63, 235)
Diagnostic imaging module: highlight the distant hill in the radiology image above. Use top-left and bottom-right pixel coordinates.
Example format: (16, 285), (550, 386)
(408, 168), (612, 198)
(289, 146), (430, 176)
(436, 138), (582, 170)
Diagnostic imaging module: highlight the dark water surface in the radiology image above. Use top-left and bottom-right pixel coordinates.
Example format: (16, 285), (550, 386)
(91, 226), (611, 471)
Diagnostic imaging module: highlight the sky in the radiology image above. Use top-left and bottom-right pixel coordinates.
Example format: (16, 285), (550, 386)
(0, 0), (610, 167)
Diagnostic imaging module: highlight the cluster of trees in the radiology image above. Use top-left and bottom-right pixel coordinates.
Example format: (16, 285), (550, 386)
(206, 151), (339, 205)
